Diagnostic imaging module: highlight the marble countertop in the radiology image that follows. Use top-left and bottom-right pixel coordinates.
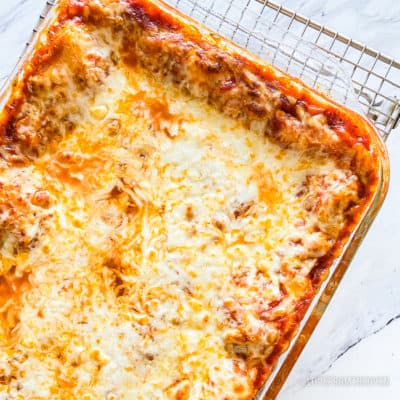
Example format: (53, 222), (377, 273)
(0, 1), (399, 399)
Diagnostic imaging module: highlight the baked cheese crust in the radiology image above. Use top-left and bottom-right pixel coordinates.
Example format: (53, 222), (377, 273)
(0, 0), (380, 399)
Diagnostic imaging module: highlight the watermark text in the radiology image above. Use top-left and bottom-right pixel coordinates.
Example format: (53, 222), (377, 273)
(309, 375), (391, 387)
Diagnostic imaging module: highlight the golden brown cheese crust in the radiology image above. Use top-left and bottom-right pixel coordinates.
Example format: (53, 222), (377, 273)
(0, 0), (380, 399)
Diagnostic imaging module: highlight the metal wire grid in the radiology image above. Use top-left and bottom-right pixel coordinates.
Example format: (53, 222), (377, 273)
(10, 1), (396, 398)
(259, 0), (400, 141)
(166, 0), (400, 141)
(25, 0), (400, 142)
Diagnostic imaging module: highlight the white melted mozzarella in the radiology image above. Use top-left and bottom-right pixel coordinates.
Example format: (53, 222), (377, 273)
(0, 23), (358, 400)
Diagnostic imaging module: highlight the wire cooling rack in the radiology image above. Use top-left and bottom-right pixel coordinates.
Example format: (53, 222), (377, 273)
(165, 0), (400, 141)
(13, 1), (396, 399)
(31, 0), (399, 141)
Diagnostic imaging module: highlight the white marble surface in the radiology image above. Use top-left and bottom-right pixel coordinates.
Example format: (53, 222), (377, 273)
(0, 1), (399, 399)
(275, 2), (400, 399)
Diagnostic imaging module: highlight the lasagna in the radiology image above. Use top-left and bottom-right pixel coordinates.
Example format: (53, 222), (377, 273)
(0, 0), (382, 399)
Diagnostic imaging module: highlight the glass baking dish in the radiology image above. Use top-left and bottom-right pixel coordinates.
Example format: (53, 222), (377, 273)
(0, 0), (390, 399)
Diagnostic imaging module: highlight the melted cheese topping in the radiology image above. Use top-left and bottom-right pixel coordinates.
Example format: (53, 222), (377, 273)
(0, 9), (363, 400)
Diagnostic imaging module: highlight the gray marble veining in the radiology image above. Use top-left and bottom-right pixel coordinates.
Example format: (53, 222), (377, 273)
(279, 0), (400, 60)
(0, 1), (399, 399)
